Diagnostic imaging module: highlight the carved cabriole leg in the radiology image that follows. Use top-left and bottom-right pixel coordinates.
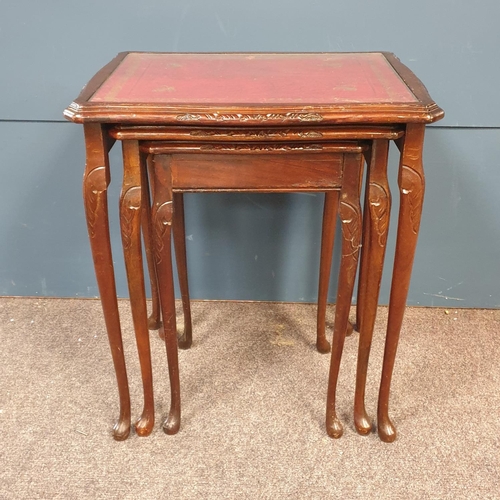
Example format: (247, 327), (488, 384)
(325, 153), (363, 439)
(82, 123), (131, 440)
(120, 141), (155, 436)
(353, 140), (391, 435)
(378, 123), (426, 442)
(148, 157), (193, 347)
(316, 191), (340, 353)
(355, 145), (372, 335)
(140, 152), (162, 330)
(151, 154), (181, 435)
(173, 192), (193, 349)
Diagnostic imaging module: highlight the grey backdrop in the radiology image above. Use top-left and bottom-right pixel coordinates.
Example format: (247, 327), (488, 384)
(1, 0), (499, 307)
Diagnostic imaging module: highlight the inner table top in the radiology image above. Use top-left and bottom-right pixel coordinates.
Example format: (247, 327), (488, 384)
(64, 52), (444, 125)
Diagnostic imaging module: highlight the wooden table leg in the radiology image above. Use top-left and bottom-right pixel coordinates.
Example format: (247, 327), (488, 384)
(141, 153), (162, 330)
(151, 154), (181, 435)
(325, 153), (363, 438)
(355, 146), (372, 336)
(316, 191), (340, 353)
(173, 193), (193, 349)
(378, 123), (426, 442)
(120, 140), (155, 436)
(146, 159), (193, 347)
(353, 140), (391, 435)
(82, 123), (131, 440)
(317, 153), (364, 355)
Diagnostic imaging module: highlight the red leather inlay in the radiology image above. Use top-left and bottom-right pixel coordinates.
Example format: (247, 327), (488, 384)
(90, 53), (416, 104)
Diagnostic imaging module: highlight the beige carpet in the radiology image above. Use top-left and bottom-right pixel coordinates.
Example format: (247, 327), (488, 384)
(0, 298), (499, 499)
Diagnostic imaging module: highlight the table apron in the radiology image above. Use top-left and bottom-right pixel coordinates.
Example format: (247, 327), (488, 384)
(167, 153), (347, 191)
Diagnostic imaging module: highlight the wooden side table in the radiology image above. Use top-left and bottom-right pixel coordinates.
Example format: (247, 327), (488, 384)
(64, 52), (443, 442)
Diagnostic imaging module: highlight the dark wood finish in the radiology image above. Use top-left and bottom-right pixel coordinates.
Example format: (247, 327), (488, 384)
(120, 140), (155, 436)
(150, 154), (181, 435)
(169, 153), (342, 192)
(378, 123), (426, 442)
(172, 193), (193, 349)
(153, 193), (194, 349)
(354, 140), (391, 435)
(65, 52), (443, 441)
(82, 123), (130, 441)
(141, 141), (365, 155)
(141, 153), (161, 330)
(149, 146), (361, 435)
(325, 153), (363, 438)
(316, 191), (340, 353)
(110, 125), (404, 142)
(143, 155), (193, 344)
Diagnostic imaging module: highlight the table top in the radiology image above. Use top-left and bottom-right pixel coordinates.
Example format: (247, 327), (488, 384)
(64, 52), (443, 125)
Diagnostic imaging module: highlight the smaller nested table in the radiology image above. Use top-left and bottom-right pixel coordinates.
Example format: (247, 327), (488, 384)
(141, 140), (365, 441)
(64, 52), (443, 442)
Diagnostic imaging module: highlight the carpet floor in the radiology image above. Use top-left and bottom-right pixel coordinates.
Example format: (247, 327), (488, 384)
(0, 298), (499, 499)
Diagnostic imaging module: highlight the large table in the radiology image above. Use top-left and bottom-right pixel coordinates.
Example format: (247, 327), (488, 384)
(64, 52), (443, 442)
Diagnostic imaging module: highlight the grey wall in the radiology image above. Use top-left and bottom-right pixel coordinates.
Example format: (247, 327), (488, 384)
(1, 0), (499, 307)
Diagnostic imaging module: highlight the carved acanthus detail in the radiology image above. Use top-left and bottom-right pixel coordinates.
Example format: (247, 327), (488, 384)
(120, 186), (142, 250)
(199, 144), (323, 152)
(340, 200), (362, 261)
(84, 166), (108, 238)
(176, 112), (323, 123)
(368, 182), (390, 247)
(189, 129), (323, 139)
(154, 201), (173, 264)
(297, 131), (324, 138)
(400, 165), (424, 235)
